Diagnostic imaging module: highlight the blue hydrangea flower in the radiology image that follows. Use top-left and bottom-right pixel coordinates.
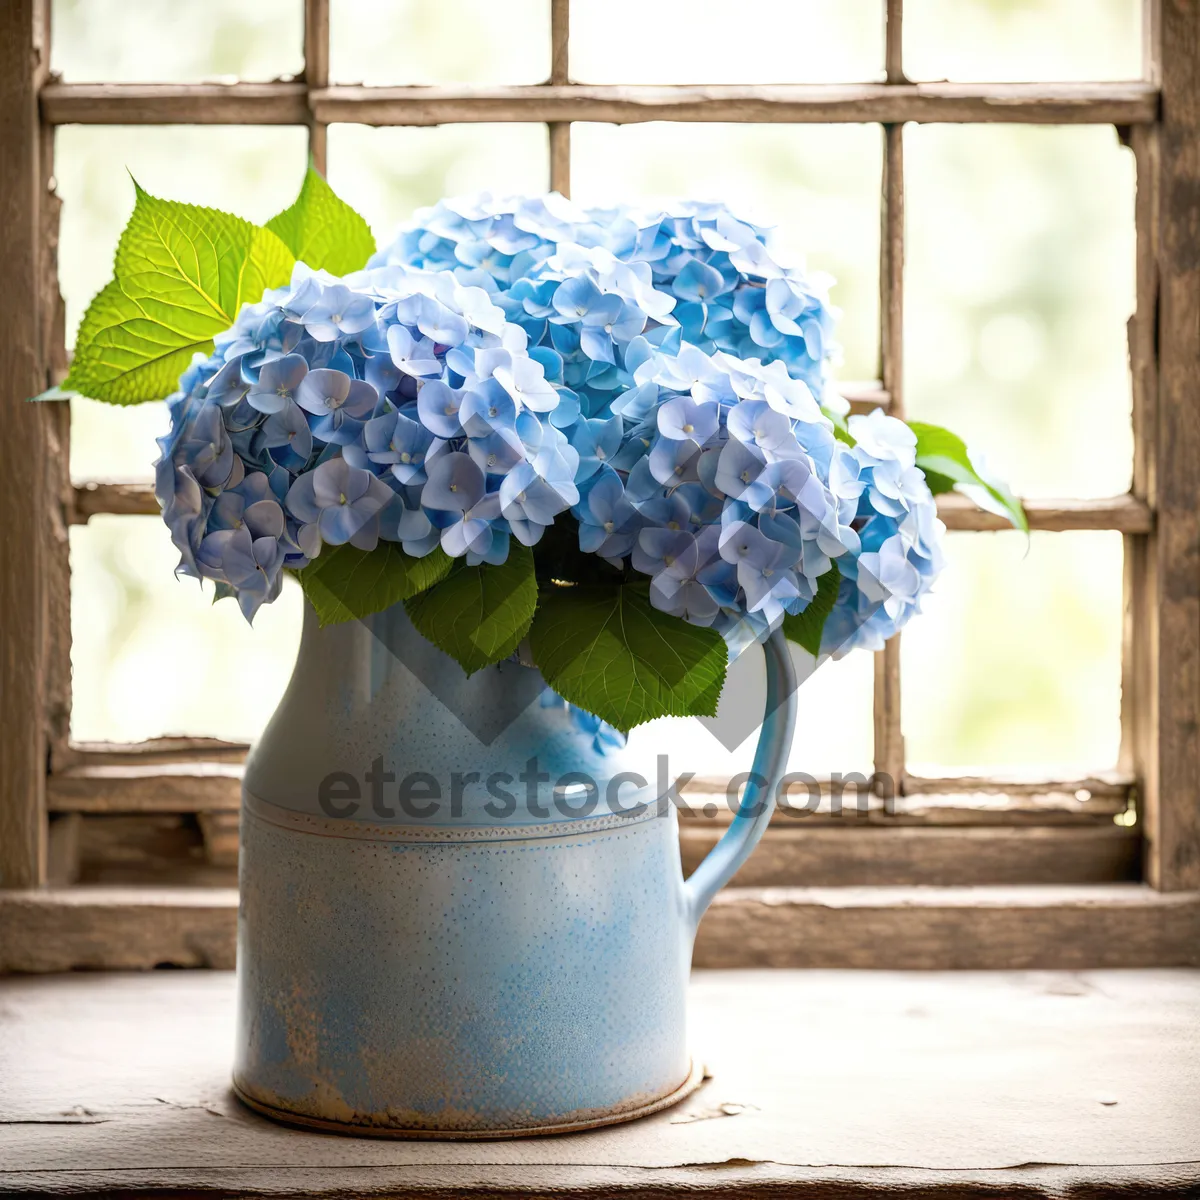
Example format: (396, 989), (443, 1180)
(158, 196), (947, 659)
(285, 457), (395, 551)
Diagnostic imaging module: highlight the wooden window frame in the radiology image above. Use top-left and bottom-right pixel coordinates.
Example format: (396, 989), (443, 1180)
(2, 0), (1198, 971)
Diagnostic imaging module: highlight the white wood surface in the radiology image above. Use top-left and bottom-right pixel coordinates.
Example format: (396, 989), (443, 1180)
(1, 969), (1197, 1196)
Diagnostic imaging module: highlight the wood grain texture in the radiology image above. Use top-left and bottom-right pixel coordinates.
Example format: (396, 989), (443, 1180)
(47, 762), (244, 812)
(935, 492), (1154, 532)
(46, 815), (1142, 888)
(73, 814), (234, 886)
(41, 81), (1158, 127)
(679, 824), (1140, 886)
(902, 770), (1132, 798)
(1148, 0), (1200, 890)
(61, 736), (250, 766)
(872, 117), (905, 796)
(2, 884), (1196, 972)
(0, 887), (237, 970)
(546, 0), (570, 195)
(0, 0), (58, 888)
(69, 479), (157, 521)
(40, 81), (309, 124)
(695, 884), (1200, 969)
(303, 0), (330, 174)
(547, 121), (570, 197)
(1121, 122), (1160, 829)
(1, 969), (1198, 1198)
(885, 0), (905, 85)
(307, 82), (1161, 127)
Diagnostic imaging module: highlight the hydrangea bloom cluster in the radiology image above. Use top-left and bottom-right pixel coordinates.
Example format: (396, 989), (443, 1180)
(155, 262), (574, 620)
(370, 194), (836, 409)
(157, 193), (944, 658)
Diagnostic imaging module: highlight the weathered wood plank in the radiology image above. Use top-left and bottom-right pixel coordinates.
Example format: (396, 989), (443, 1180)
(0, 887), (238, 970)
(303, 0), (330, 174)
(52, 813), (1138, 888)
(1, 969), (1198, 1196)
(47, 763), (245, 812)
(902, 770), (1131, 798)
(69, 479), (157, 521)
(40, 81), (309, 125)
(38, 81), (1160, 127)
(61, 736), (250, 766)
(74, 814), (236, 886)
(0, 0), (58, 888)
(1120, 120), (1160, 843)
(310, 82), (1163, 127)
(872, 114), (905, 797)
(885, 0), (905, 86)
(935, 492), (1154, 532)
(695, 884), (1200, 969)
(680, 824), (1140, 886)
(547, 0), (570, 196)
(1148, 0), (1200, 890)
(2, 884), (1196, 972)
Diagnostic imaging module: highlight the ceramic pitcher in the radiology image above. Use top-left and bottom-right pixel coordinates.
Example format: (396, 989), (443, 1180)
(233, 601), (796, 1137)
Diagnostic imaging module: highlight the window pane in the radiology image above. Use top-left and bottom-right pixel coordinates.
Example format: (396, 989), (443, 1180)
(51, 0), (302, 82)
(572, 122), (882, 383)
(902, 531), (1123, 773)
(330, 0), (549, 85)
(70, 518), (303, 743)
(627, 649), (874, 784)
(571, 0), (883, 83)
(55, 125), (309, 478)
(904, 0), (1141, 82)
(327, 124), (550, 245)
(905, 124), (1135, 499)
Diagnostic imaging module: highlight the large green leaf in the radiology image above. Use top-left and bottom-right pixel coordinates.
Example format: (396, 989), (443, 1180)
(66, 184), (295, 405)
(782, 561), (841, 657)
(267, 166), (377, 276)
(529, 582), (728, 732)
(297, 543), (453, 627)
(909, 420), (1028, 534)
(63, 281), (206, 404)
(404, 546), (538, 675)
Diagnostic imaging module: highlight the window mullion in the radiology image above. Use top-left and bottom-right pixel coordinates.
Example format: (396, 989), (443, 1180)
(0, 0), (69, 888)
(874, 0), (906, 804)
(548, 0), (570, 196)
(304, 0), (330, 174)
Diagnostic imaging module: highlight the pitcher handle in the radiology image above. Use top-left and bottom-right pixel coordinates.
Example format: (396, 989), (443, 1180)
(682, 627), (798, 932)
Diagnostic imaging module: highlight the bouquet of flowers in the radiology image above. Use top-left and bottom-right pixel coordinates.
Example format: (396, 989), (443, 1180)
(63, 171), (1023, 731)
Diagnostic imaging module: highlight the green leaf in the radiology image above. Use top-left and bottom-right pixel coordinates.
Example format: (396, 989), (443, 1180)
(64, 280), (209, 404)
(404, 546), (538, 675)
(115, 183), (294, 331)
(529, 582), (728, 732)
(297, 543), (453, 627)
(782, 561), (841, 657)
(908, 420), (1028, 534)
(66, 184), (295, 405)
(267, 166), (377, 275)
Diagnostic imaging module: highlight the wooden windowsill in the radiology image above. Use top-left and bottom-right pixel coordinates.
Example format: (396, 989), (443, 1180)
(2, 968), (1198, 1198)
(2, 884), (1200, 972)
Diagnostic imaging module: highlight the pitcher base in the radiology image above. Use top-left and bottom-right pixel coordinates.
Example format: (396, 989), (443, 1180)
(232, 1057), (706, 1139)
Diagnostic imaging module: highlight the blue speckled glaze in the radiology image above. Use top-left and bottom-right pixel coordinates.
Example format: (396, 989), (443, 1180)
(234, 604), (796, 1136)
